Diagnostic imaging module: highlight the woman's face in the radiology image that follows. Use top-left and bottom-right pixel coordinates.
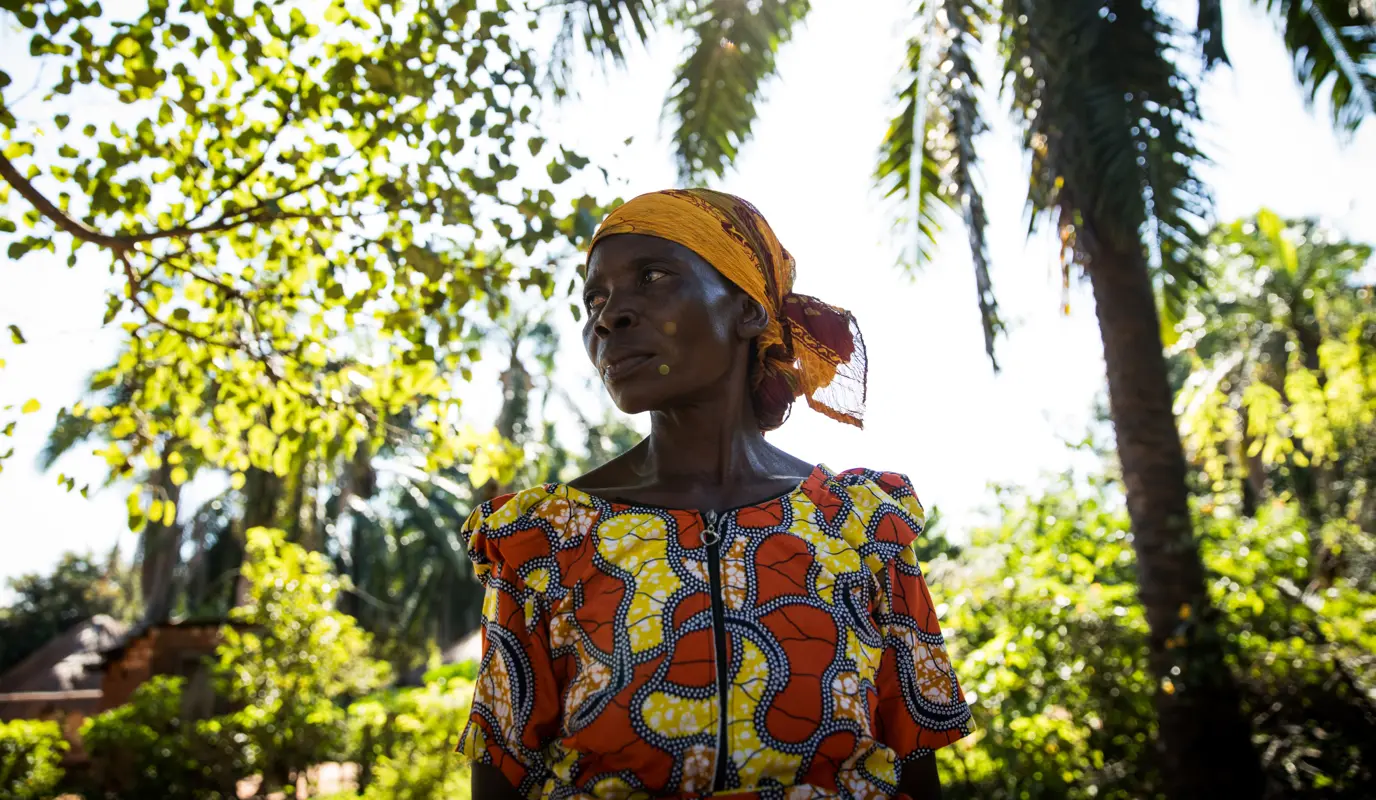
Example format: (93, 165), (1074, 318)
(582, 233), (762, 415)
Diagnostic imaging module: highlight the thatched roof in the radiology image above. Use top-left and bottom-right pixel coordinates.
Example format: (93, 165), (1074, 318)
(0, 615), (128, 695)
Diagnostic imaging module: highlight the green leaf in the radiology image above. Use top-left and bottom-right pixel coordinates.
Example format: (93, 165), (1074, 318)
(22, 398), (42, 414)
(547, 161), (571, 184)
(8, 325), (26, 344)
(563, 148), (590, 169)
(54, 114), (70, 130)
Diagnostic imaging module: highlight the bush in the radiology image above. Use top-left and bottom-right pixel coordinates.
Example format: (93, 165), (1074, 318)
(214, 528), (390, 794)
(419, 660), (479, 685)
(0, 719), (67, 800)
(80, 675), (245, 800)
(348, 666), (476, 800)
(934, 475), (1376, 799)
(78, 530), (391, 799)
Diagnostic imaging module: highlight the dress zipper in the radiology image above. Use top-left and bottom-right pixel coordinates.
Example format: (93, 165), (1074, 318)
(702, 509), (731, 792)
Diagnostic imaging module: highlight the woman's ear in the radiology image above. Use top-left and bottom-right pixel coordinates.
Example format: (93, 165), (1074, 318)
(737, 297), (770, 340)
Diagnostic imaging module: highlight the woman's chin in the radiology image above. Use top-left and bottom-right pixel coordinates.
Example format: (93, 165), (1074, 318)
(607, 390), (655, 417)
(606, 380), (677, 417)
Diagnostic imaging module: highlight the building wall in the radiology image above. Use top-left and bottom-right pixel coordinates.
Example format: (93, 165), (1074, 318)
(99, 624), (224, 712)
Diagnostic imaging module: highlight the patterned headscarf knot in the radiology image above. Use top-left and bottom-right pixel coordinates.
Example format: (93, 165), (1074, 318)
(588, 189), (867, 430)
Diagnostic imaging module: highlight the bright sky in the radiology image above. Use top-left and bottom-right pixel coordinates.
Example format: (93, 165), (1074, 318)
(1, 0), (1373, 583)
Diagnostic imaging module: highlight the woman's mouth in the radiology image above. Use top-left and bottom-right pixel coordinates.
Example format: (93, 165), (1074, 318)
(602, 353), (655, 382)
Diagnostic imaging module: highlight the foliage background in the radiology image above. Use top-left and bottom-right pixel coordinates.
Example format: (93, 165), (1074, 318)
(0, 0), (1373, 797)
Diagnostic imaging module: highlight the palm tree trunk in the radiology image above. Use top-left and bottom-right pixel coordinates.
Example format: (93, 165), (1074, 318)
(1083, 233), (1264, 798)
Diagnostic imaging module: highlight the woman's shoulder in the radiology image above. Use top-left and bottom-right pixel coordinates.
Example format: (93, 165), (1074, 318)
(461, 483), (602, 586)
(464, 483), (564, 529)
(825, 467), (924, 509)
(810, 465), (928, 547)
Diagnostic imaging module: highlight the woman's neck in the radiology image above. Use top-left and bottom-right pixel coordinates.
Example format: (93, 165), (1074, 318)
(634, 362), (806, 497)
(571, 355), (812, 508)
(643, 406), (775, 487)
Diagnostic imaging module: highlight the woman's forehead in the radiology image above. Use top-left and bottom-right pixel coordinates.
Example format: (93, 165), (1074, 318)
(586, 234), (708, 280)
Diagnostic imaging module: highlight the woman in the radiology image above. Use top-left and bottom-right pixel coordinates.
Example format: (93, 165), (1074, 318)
(458, 189), (971, 799)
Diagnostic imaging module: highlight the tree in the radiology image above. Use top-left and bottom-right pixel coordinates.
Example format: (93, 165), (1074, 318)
(1175, 212), (1375, 578)
(0, 0), (605, 549)
(0, 550), (134, 673)
(81, 675), (247, 800)
(934, 471), (1376, 799)
(987, 5), (1267, 791)
(0, 720), (68, 800)
(80, 527), (390, 799)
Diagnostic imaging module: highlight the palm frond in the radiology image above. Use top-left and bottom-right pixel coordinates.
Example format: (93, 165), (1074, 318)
(877, 0), (1003, 369)
(875, 42), (945, 263)
(1258, 0), (1375, 132)
(667, 0), (811, 182)
(1000, 0), (1210, 290)
(548, 0), (663, 92)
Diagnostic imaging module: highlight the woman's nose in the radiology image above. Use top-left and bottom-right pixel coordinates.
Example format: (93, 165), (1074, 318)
(593, 298), (640, 338)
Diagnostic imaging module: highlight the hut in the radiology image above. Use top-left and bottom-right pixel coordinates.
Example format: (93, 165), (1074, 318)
(0, 615), (129, 761)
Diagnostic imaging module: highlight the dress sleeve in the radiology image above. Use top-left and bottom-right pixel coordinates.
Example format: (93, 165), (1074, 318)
(869, 473), (973, 765)
(456, 497), (561, 798)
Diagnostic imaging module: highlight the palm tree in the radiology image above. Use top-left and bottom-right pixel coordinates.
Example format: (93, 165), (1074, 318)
(550, 0), (1369, 794)
(986, 8), (1266, 791)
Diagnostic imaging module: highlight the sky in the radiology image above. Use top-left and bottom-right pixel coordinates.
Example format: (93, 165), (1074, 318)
(1, 0), (1373, 584)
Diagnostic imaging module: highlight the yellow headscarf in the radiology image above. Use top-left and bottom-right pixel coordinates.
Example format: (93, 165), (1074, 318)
(589, 189), (867, 429)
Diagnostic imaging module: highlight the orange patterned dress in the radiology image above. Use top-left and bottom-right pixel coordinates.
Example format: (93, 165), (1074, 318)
(457, 465), (972, 799)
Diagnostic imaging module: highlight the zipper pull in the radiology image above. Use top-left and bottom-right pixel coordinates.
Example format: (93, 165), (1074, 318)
(701, 510), (720, 547)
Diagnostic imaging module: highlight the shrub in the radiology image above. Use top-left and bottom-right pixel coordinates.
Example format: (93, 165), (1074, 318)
(349, 666), (476, 800)
(214, 528), (390, 794)
(80, 675), (245, 800)
(0, 719), (67, 800)
(935, 476), (1376, 799)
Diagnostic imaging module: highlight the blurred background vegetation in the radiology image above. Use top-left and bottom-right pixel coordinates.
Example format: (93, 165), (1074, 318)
(0, 0), (1373, 797)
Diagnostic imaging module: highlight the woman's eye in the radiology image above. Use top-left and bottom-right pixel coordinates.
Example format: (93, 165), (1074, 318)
(641, 268), (668, 285)
(585, 294), (606, 311)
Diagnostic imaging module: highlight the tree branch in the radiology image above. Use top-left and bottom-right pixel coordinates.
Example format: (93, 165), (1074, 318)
(0, 150), (340, 252)
(188, 108), (296, 225)
(0, 151), (133, 250)
(117, 252), (243, 353)
(152, 249), (247, 300)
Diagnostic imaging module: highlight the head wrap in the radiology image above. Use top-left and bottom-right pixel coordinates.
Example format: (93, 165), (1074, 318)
(589, 189), (867, 430)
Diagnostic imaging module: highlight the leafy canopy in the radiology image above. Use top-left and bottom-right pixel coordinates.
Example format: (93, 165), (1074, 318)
(0, 0), (604, 524)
